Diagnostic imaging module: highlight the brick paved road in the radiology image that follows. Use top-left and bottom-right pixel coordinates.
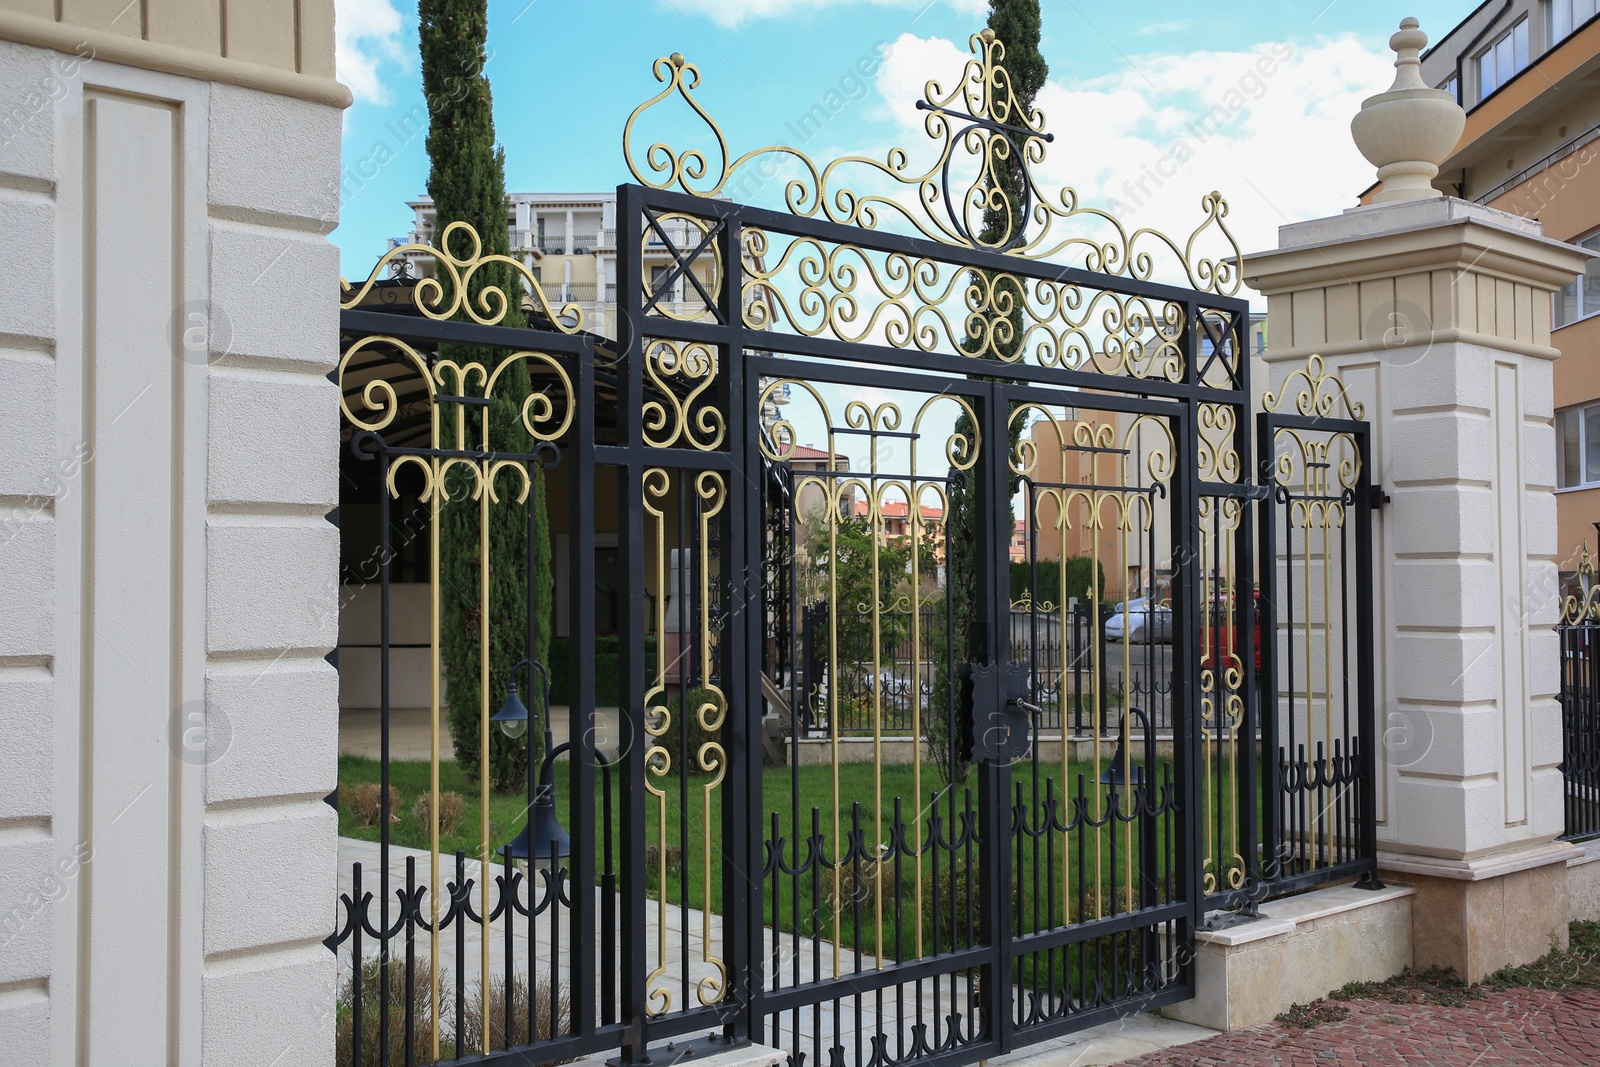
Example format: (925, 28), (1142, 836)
(1122, 988), (1600, 1066)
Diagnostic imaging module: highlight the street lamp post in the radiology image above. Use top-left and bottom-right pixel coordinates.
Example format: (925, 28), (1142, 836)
(489, 657), (621, 1020)
(491, 659), (571, 864)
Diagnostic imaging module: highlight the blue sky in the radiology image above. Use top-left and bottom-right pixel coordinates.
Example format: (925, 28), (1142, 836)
(333, 0), (1473, 280)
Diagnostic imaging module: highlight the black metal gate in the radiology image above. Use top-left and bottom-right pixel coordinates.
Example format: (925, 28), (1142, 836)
(328, 32), (1380, 1067)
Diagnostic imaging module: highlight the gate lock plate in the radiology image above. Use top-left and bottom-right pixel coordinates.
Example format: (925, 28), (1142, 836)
(960, 660), (1034, 764)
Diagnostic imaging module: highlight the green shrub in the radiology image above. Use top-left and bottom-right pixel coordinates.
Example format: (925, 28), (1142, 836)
(1063, 556), (1109, 605)
(1009, 556), (1107, 607)
(920, 856), (1023, 951)
(548, 637), (657, 706)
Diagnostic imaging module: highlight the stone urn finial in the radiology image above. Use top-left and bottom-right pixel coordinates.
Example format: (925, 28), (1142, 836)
(1351, 17), (1465, 204)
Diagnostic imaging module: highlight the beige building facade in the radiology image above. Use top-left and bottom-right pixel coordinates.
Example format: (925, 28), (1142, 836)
(1025, 409), (1131, 600)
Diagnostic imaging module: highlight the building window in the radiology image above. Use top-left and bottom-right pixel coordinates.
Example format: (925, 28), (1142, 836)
(1550, 0), (1599, 46)
(649, 265), (675, 299)
(1438, 74), (1459, 103)
(1555, 231), (1600, 328)
(1476, 18), (1530, 99)
(1557, 403), (1600, 489)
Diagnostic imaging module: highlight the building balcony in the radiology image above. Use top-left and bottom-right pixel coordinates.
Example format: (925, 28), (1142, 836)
(546, 282), (598, 302)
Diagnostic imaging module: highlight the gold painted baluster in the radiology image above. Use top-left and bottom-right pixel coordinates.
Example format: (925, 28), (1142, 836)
(642, 469), (673, 1015)
(696, 471), (728, 1004)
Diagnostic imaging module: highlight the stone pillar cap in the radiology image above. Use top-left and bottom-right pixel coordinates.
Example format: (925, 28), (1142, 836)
(1350, 17), (1466, 204)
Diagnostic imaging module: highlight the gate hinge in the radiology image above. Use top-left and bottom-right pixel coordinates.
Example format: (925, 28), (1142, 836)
(1369, 484), (1390, 510)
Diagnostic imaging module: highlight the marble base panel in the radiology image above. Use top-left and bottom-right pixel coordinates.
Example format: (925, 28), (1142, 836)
(1162, 883), (1415, 1031)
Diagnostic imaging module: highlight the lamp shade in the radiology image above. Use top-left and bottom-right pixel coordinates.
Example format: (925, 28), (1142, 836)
(1099, 755), (1146, 787)
(1100, 710), (1147, 786)
(499, 784), (570, 862)
(491, 681), (531, 739)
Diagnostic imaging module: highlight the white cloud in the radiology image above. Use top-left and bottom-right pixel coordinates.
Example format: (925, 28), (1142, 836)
(1136, 19), (1196, 36)
(665, 0), (983, 30)
(336, 0), (406, 105)
(874, 32), (1395, 301)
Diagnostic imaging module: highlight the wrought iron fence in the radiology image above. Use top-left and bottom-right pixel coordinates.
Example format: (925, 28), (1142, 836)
(1561, 593), (1600, 840)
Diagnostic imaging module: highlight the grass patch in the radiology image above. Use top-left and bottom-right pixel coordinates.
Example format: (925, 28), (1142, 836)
(1482, 920), (1600, 991)
(336, 754), (928, 858)
(1330, 966), (1476, 1008)
(1275, 999), (1350, 1029)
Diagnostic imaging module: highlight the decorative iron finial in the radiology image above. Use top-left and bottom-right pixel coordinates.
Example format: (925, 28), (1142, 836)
(1350, 18), (1465, 204)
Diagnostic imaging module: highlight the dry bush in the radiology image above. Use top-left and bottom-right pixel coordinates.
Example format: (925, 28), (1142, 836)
(336, 955), (448, 1065)
(342, 783), (401, 828)
(412, 791), (466, 836)
(457, 972), (570, 1056)
(644, 844), (684, 879)
(822, 857), (914, 914)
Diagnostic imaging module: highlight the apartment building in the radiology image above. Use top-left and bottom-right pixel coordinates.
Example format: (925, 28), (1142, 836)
(1368, 1), (1600, 583)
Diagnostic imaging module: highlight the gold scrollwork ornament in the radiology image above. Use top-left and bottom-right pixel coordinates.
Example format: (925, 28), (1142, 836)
(624, 34), (1243, 294)
(341, 221), (584, 332)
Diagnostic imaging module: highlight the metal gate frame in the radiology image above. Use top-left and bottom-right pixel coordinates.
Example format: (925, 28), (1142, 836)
(1255, 365), (1382, 900)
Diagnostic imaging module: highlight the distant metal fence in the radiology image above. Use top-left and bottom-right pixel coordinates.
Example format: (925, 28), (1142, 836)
(793, 603), (1178, 737)
(1560, 601), (1600, 840)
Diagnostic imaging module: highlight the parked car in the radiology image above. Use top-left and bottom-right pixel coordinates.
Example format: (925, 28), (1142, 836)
(1200, 591), (1262, 673)
(1104, 598), (1172, 643)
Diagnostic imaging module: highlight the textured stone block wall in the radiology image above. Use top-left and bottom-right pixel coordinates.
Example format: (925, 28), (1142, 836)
(0, 30), (342, 1064)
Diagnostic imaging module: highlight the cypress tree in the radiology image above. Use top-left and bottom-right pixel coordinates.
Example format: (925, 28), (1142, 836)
(935, 0), (1049, 784)
(420, 0), (551, 791)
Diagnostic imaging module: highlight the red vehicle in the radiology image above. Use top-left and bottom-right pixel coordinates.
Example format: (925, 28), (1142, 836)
(1200, 591), (1262, 674)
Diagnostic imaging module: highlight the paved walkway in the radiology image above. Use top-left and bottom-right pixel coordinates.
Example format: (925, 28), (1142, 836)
(1121, 987), (1600, 1066)
(339, 707), (624, 761)
(987, 1014), (1214, 1067)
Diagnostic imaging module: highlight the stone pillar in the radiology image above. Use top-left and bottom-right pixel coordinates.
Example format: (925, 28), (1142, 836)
(1245, 19), (1589, 982)
(0, 3), (345, 1062)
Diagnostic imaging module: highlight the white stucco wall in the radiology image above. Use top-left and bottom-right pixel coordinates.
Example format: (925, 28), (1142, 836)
(0, 36), (342, 1066)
